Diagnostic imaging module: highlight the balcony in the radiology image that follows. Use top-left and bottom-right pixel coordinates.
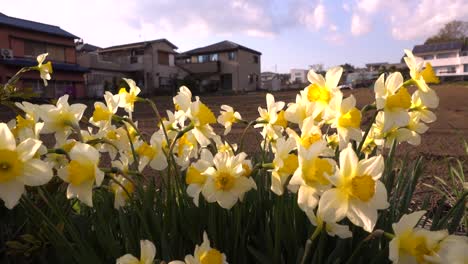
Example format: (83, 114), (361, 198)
(176, 61), (220, 74)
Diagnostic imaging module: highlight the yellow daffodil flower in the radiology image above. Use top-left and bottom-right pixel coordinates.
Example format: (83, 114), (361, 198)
(270, 136), (298, 195)
(0, 123), (53, 209)
(39, 94), (87, 146)
(90, 91), (120, 127)
(217, 105), (242, 135)
(327, 94), (362, 149)
(118, 78), (141, 118)
(318, 144), (389, 232)
(201, 152), (256, 209)
(187, 98), (217, 147)
(36, 53), (53, 86)
(306, 67), (343, 118)
(169, 231), (228, 264)
(305, 210), (352, 239)
(185, 149), (214, 206)
(389, 211), (448, 264)
(135, 131), (167, 172)
(173, 86), (193, 113)
(255, 93), (285, 141)
(58, 142), (104, 207)
(117, 240), (156, 264)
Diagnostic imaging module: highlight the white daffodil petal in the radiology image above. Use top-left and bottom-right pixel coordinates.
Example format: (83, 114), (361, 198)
(20, 159), (53, 186)
(0, 180), (25, 209)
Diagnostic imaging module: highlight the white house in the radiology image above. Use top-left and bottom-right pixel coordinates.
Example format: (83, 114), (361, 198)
(289, 69), (308, 83)
(412, 41), (468, 79)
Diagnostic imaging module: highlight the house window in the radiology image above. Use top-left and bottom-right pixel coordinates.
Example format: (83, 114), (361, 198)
(24, 41), (65, 62)
(185, 58), (191, 63)
(423, 55), (434, 60)
(253, 55), (259, 64)
(248, 74), (253, 84)
(197, 54), (210, 63)
(158, 51), (169, 65)
(437, 53), (457, 59)
(210, 53), (218, 61)
(462, 52), (468, 56)
(228, 51), (236, 61)
(464, 64), (468, 72)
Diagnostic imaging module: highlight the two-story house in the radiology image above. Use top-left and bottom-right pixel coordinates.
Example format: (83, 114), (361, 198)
(412, 41), (468, 80)
(176, 40), (261, 93)
(0, 13), (87, 98)
(77, 39), (185, 96)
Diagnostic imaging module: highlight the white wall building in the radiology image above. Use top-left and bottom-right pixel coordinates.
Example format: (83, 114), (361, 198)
(289, 69), (308, 83)
(412, 41), (468, 79)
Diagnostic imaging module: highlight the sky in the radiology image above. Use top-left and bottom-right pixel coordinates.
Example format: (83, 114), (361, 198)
(3, 0), (468, 72)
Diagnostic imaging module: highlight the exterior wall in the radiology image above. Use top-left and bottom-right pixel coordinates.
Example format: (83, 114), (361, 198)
(415, 50), (468, 76)
(289, 69), (308, 83)
(236, 49), (260, 92)
(0, 24), (85, 98)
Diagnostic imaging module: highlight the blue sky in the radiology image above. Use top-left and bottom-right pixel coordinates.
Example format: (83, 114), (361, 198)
(4, 0), (468, 72)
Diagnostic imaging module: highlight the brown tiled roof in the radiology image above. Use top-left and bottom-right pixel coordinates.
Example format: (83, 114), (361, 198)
(99, 39), (178, 53)
(179, 40), (261, 57)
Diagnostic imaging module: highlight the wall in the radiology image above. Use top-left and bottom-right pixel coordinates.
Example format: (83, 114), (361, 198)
(237, 49), (260, 92)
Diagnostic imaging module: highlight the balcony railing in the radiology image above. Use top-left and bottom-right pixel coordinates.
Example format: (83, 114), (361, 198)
(176, 61), (221, 74)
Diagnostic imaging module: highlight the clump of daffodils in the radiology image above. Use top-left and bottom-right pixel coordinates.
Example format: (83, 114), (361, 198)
(0, 50), (465, 264)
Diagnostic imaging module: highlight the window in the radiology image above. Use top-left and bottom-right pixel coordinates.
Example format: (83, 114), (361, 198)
(423, 55), (434, 60)
(437, 53), (457, 59)
(158, 51), (169, 65)
(295, 72), (302, 76)
(464, 64), (468, 72)
(24, 41), (65, 62)
(253, 55), (259, 64)
(228, 51), (236, 61)
(185, 58), (191, 63)
(462, 51), (468, 56)
(198, 54), (210, 63)
(130, 56), (138, 64)
(248, 74), (253, 84)
(210, 53), (218, 61)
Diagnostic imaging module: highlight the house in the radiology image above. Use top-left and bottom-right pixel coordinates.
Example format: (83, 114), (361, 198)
(176, 40), (261, 93)
(365, 62), (389, 72)
(412, 40), (468, 80)
(289, 69), (308, 84)
(77, 39), (185, 97)
(261, 71), (280, 91)
(0, 13), (87, 98)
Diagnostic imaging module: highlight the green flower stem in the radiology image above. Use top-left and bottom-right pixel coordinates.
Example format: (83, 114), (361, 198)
(238, 120), (258, 153)
(357, 110), (379, 157)
(300, 224), (323, 264)
(402, 79), (416, 88)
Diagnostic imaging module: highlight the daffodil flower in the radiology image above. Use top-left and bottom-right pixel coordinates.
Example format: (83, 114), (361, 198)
(118, 78), (141, 118)
(58, 142), (104, 207)
(173, 86), (193, 113)
(169, 231), (228, 264)
(255, 93), (285, 140)
(110, 156), (134, 209)
(187, 98), (217, 147)
(185, 149), (213, 206)
(318, 144), (389, 232)
(305, 210), (352, 239)
(117, 240), (156, 264)
(270, 136), (298, 195)
(135, 131), (167, 172)
(90, 91), (120, 127)
(0, 123), (53, 209)
(39, 94), (87, 146)
(374, 72), (411, 133)
(403, 49), (439, 108)
(389, 211), (448, 264)
(288, 140), (335, 212)
(36, 53), (53, 86)
(217, 105), (242, 135)
(327, 94), (362, 149)
(201, 151), (256, 209)
(286, 117), (325, 150)
(174, 131), (199, 169)
(285, 92), (313, 126)
(427, 234), (468, 264)
(306, 66), (343, 118)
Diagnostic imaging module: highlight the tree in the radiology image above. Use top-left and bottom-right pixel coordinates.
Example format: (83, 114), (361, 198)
(340, 63), (355, 73)
(425, 20), (468, 44)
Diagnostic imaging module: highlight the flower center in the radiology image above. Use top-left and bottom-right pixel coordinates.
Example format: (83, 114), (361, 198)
(196, 102), (216, 126)
(338, 108), (361, 128)
(214, 172), (235, 191)
(399, 231), (435, 263)
(241, 163), (252, 178)
(136, 142), (156, 159)
(386, 87), (411, 111)
(16, 115), (35, 131)
(92, 105), (112, 122)
(307, 84), (331, 104)
(277, 154), (298, 175)
(178, 134), (194, 156)
(106, 130), (119, 140)
(302, 158), (332, 186)
(273, 110), (288, 127)
(0, 149), (23, 183)
(186, 166), (206, 185)
(350, 175), (375, 202)
(68, 160), (95, 186)
(300, 134), (322, 149)
(199, 248), (223, 264)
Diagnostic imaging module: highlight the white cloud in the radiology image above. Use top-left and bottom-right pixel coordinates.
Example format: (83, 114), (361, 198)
(324, 33), (345, 45)
(351, 14), (371, 36)
(294, 1), (327, 31)
(342, 2), (351, 12)
(349, 0), (468, 40)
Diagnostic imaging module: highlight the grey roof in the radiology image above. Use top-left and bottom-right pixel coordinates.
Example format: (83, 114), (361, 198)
(0, 13), (78, 39)
(76, 43), (101, 52)
(413, 41), (464, 54)
(0, 58), (88, 72)
(365, 62), (389, 66)
(99, 39), (178, 52)
(179, 40), (262, 57)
